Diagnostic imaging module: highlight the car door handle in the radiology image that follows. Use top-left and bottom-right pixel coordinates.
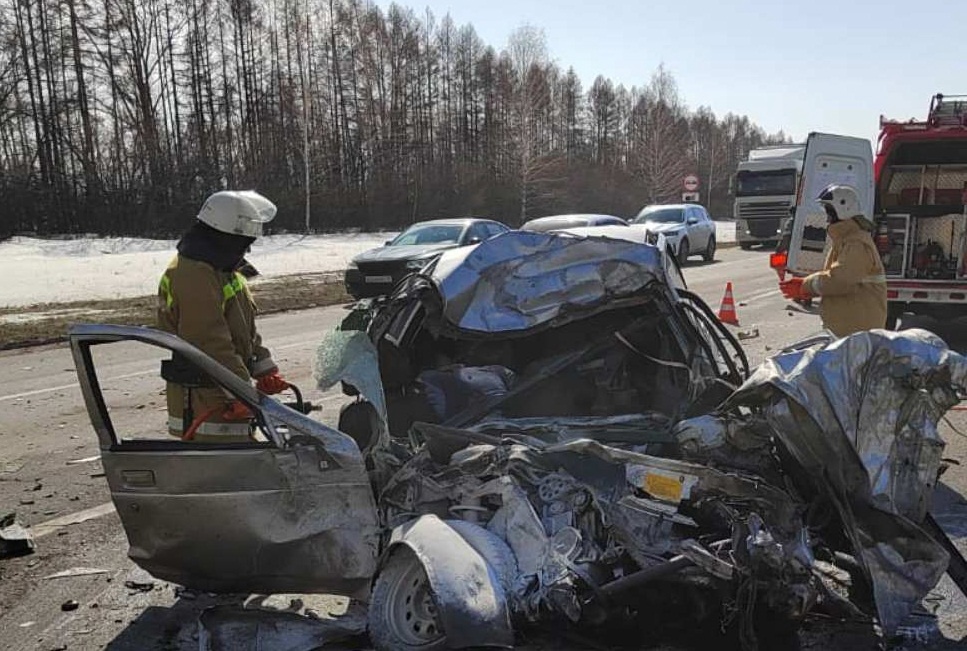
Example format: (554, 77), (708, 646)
(121, 470), (156, 488)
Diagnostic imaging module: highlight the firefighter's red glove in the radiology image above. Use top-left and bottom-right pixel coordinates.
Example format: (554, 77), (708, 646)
(779, 277), (812, 301)
(222, 400), (254, 421)
(255, 370), (289, 395)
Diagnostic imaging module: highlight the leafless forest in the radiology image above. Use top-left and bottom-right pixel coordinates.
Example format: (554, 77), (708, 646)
(1, 0), (789, 238)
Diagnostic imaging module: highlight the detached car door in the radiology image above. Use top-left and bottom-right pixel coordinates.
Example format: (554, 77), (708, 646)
(69, 324), (379, 599)
(786, 132), (875, 275)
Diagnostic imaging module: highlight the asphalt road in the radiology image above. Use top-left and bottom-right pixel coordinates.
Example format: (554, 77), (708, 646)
(1, 246), (966, 650)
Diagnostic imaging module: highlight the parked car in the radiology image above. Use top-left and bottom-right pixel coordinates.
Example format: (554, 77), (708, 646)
(67, 231), (965, 650)
(345, 218), (509, 298)
(519, 213), (629, 232)
(631, 203), (716, 263)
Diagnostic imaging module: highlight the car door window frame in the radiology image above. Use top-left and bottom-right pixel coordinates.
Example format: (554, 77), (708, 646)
(68, 325), (335, 453)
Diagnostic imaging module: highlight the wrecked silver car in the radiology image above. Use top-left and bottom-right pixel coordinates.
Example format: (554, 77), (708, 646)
(70, 231), (967, 650)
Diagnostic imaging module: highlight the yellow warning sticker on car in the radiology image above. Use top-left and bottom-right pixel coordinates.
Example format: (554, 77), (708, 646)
(644, 472), (683, 503)
(625, 464), (699, 505)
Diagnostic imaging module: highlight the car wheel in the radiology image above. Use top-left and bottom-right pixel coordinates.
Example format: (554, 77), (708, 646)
(739, 242), (753, 251)
(703, 235), (716, 262)
(369, 548), (448, 651)
(678, 238), (690, 264)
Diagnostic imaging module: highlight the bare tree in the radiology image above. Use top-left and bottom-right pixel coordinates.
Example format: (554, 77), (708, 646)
(628, 65), (690, 203)
(0, 0), (790, 238)
(506, 24), (564, 223)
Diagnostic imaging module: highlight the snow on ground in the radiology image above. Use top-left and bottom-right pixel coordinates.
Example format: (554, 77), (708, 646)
(0, 232), (395, 308)
(0, 222), (735, 308)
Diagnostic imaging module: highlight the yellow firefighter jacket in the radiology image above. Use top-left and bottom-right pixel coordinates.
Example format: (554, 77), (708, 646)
(157, 255), (276, 441)
(803, 219), (888, 337)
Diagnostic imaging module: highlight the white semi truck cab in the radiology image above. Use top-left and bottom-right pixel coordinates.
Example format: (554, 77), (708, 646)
(733, 144), (805, 249)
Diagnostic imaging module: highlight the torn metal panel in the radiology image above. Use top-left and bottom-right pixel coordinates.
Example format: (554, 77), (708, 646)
(728, 328), (963, 521)
(722, 328), (967, 635)
(674, 414), (777, 476)
(471, 413), (675, 446)
(428, 231), (672, 333)
(609, 495), (699, 558)
(486, 480), (549, 579)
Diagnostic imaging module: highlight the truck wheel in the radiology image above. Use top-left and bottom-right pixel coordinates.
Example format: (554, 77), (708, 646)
(703, 235), (716, 262)
(740, 242), (752, 251)
(369, 548), (447, 651)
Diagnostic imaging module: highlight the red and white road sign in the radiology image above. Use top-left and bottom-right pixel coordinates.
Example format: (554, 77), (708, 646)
(683, 174), (700, 192)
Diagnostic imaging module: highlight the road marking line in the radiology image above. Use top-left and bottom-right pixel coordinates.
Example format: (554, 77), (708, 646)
(31, 502), (116, 539)
(743, 289), (780, 303)
(0, 338), (325, 403)
(0, 381), (79, 402)
(0, 369), (156, 403)
(276, 339), (323, 351)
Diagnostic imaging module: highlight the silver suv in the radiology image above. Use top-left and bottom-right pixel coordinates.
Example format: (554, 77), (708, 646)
(631, 203), (717, 263)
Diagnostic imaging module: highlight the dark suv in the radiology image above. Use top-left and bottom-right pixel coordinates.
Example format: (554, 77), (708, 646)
(345, 218), (509, 299)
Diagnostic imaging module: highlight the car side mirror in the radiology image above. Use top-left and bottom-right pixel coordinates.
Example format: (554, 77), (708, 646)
(384, 240), (392, 246)
(687, 218), (698, 225)
(467, 236), (482, 245)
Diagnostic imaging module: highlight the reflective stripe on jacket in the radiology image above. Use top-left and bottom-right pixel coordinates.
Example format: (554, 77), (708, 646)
(803, 219), (888, 337)
(157, 255), (276, 438)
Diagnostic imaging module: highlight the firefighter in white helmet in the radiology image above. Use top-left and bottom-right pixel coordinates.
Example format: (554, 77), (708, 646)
(780, 184), (887, 336)
(157, 190), (289, 441)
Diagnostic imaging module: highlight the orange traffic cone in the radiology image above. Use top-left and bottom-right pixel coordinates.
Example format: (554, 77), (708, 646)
(718, 282), (739, 326)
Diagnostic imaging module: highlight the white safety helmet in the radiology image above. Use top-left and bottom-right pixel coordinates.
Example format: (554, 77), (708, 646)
(817, 184), (872, 229)
(197, 190), (277, 238)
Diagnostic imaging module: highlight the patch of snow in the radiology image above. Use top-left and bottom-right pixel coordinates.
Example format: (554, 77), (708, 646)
(714, 220), (736, 243)
(0, 232), (396, 308)
(0, 307), (115, 325)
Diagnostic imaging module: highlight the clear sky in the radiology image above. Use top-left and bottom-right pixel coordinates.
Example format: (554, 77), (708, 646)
(373, 0), (966, 144)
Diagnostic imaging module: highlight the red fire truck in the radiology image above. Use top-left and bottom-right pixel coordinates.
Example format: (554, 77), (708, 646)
(772, 93), (967, 329)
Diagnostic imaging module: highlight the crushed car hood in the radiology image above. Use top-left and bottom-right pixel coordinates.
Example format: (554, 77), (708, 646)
(427, 231), (673, 333)
(353, 243), (456, 264)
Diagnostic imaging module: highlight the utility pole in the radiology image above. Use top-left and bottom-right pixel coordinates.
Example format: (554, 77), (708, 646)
(302, 0), (312, 232)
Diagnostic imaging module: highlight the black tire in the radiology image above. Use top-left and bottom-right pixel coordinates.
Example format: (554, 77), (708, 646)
(739, 242), (753, 251)
(703, 235), (716, 262)
(678, 238), (690, 264)
(369, 548), (448, 651)
(337, 399), (379, 452)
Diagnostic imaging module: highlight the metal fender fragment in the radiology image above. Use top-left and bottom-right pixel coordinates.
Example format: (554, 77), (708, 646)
(384, 514), (515, 649)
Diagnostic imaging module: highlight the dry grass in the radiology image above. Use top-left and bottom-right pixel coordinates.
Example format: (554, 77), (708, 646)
(0, 272), (350, 350)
